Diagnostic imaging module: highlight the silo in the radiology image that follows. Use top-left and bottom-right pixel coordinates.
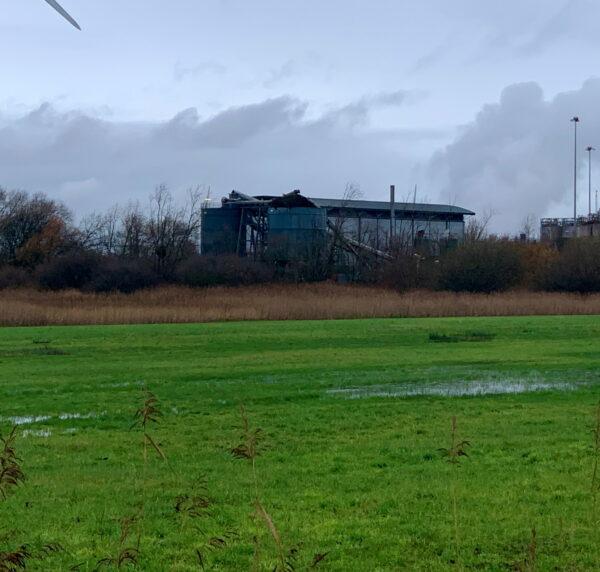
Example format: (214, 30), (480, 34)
(201, 208), (242, 255)
(267, 207), (327, 260)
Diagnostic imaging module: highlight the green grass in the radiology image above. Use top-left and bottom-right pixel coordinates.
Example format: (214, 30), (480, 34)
(2, 315), (600, 570)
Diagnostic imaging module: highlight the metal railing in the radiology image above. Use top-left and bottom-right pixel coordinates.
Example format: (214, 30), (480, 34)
(541, 214), (600, 226)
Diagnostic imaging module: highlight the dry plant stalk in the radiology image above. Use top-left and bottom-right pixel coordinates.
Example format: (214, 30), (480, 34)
(591, 401), (600, 504)
(526, 528), (537, 572)
(0, 428), (64, 571)
(132, 387), (166, 464)
(174, 477), (237, 569)
(230, 406), (327, 571)
(439, 416), (470, 571)
(0, 427), (25, 500)
(94, 517), (139, 570)
(516, 528), (537, 572)
(0, 546), (31, 572)
(230, 405), (263, 498)
(0, 543), (64, 572)
(0, 427), (27, 571)
(130, 387), (167, 563)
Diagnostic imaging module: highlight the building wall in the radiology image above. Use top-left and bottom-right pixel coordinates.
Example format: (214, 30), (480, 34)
(330, 215), (465, 250)
(202, 204), (468, 257)
(541, 220), (600, 244)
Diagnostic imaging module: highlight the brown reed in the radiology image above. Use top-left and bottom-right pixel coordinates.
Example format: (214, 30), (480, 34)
(2, 285), (600, 327)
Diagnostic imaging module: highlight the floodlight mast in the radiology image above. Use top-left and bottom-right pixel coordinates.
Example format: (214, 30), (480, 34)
(44, 0), (81, 30)
(587, 146), (595, 217)
(571, 117), (580, 229)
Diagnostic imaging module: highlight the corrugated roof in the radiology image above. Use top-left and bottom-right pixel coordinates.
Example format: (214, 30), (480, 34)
(310, 198), (475, 216)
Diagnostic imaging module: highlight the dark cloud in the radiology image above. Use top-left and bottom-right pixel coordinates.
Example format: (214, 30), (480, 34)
(428, 78), (600, 231)
(157, 97), (307, 147)
(0, 93), (430, 216)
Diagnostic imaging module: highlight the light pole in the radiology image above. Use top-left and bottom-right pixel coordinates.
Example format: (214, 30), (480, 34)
(587, 146), (595, 217)
(571, 117), (580, 230)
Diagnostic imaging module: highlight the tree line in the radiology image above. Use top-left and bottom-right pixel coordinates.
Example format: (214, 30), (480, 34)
(1, 185), (600, 294)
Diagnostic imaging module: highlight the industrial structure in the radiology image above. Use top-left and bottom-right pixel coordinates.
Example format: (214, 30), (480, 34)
(201, 189), (474, 263)
(541, 214), (600, 244)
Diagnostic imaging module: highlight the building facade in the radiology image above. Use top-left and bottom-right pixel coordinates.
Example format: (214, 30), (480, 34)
(201, 190), (474, 260)
(541, 215), (600, 245)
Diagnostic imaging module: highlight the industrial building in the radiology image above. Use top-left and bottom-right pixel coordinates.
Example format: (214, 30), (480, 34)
(541, 214), (600, 245)
(201, 189), (474, 261)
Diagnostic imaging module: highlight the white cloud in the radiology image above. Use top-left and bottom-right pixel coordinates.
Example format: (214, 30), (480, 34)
(428, 79), (600, 231)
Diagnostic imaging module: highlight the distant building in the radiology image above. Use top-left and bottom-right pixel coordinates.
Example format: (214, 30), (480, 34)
(541, 214), (600, 245)
(201, 190), (474, 260)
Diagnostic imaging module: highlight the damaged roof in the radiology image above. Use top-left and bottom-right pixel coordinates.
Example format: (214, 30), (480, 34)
(311, 198), (475, 216)
(222, 190), (474, 216)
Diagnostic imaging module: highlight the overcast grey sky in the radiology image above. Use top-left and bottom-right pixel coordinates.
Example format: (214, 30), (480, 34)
(2, 0), (600, 231)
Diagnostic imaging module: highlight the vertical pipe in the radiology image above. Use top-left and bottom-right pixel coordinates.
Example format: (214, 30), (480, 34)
(587, 146), (595, 217)
(590, 148), (592, 217)
(574, 121), (578, 224)
(572, 117), (579, 231)
(389, 185), (396, 243)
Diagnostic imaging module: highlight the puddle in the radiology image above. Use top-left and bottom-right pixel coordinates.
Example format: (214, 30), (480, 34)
(105, 381), (144, 389)
(328, 380), (582, 399)
(22, 429), (52, 438)
(59, 411), (105, 421)
(2, 411), (106, 426)
(5, 415), (52, 426)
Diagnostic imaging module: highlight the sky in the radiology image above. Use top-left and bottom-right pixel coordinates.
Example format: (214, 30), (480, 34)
(2, 0), (600, 232)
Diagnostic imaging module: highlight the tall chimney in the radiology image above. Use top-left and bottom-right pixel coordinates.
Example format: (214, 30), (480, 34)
(390, 185), (396, 240)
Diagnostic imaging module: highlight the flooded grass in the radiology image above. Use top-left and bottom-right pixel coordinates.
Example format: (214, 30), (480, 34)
(1, 411), (105, 426)
(22, 429), (52, 438)
(328, 378), (584, 399)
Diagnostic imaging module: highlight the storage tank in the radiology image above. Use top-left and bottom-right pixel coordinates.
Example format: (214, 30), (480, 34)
(201, 208), (242, 255)
(267, 207), (327, 260)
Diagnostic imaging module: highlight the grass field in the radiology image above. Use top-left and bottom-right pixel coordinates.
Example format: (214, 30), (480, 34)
(2, 315), (600, 570)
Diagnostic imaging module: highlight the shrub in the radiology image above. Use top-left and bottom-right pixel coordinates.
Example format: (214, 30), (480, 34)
(517, 242), (559, 290)
(381, 254), (439, 291)
(544, 237), (600, 293)
(37, 251), (101, 290)
(438, 240), (523, 293)
(0, 265), (32, 290)
(176, 255), (273, 287)
(88, 258), (160, 294)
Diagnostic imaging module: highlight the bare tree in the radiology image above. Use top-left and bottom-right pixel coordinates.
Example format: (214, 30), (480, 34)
(75, 186), (204, 276)
(326, 183), (363, 269)
(146, 185), (203, 276)
(519, 214), (538, 241)
(78, 205), (121, 254)
(464, 208), (494, 243)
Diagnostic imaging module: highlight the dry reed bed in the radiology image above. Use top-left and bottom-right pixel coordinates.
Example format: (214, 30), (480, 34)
(1, 285), (600, 327)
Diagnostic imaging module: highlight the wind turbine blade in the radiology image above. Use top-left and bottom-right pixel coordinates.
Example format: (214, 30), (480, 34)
(44, 0), (81, 30)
